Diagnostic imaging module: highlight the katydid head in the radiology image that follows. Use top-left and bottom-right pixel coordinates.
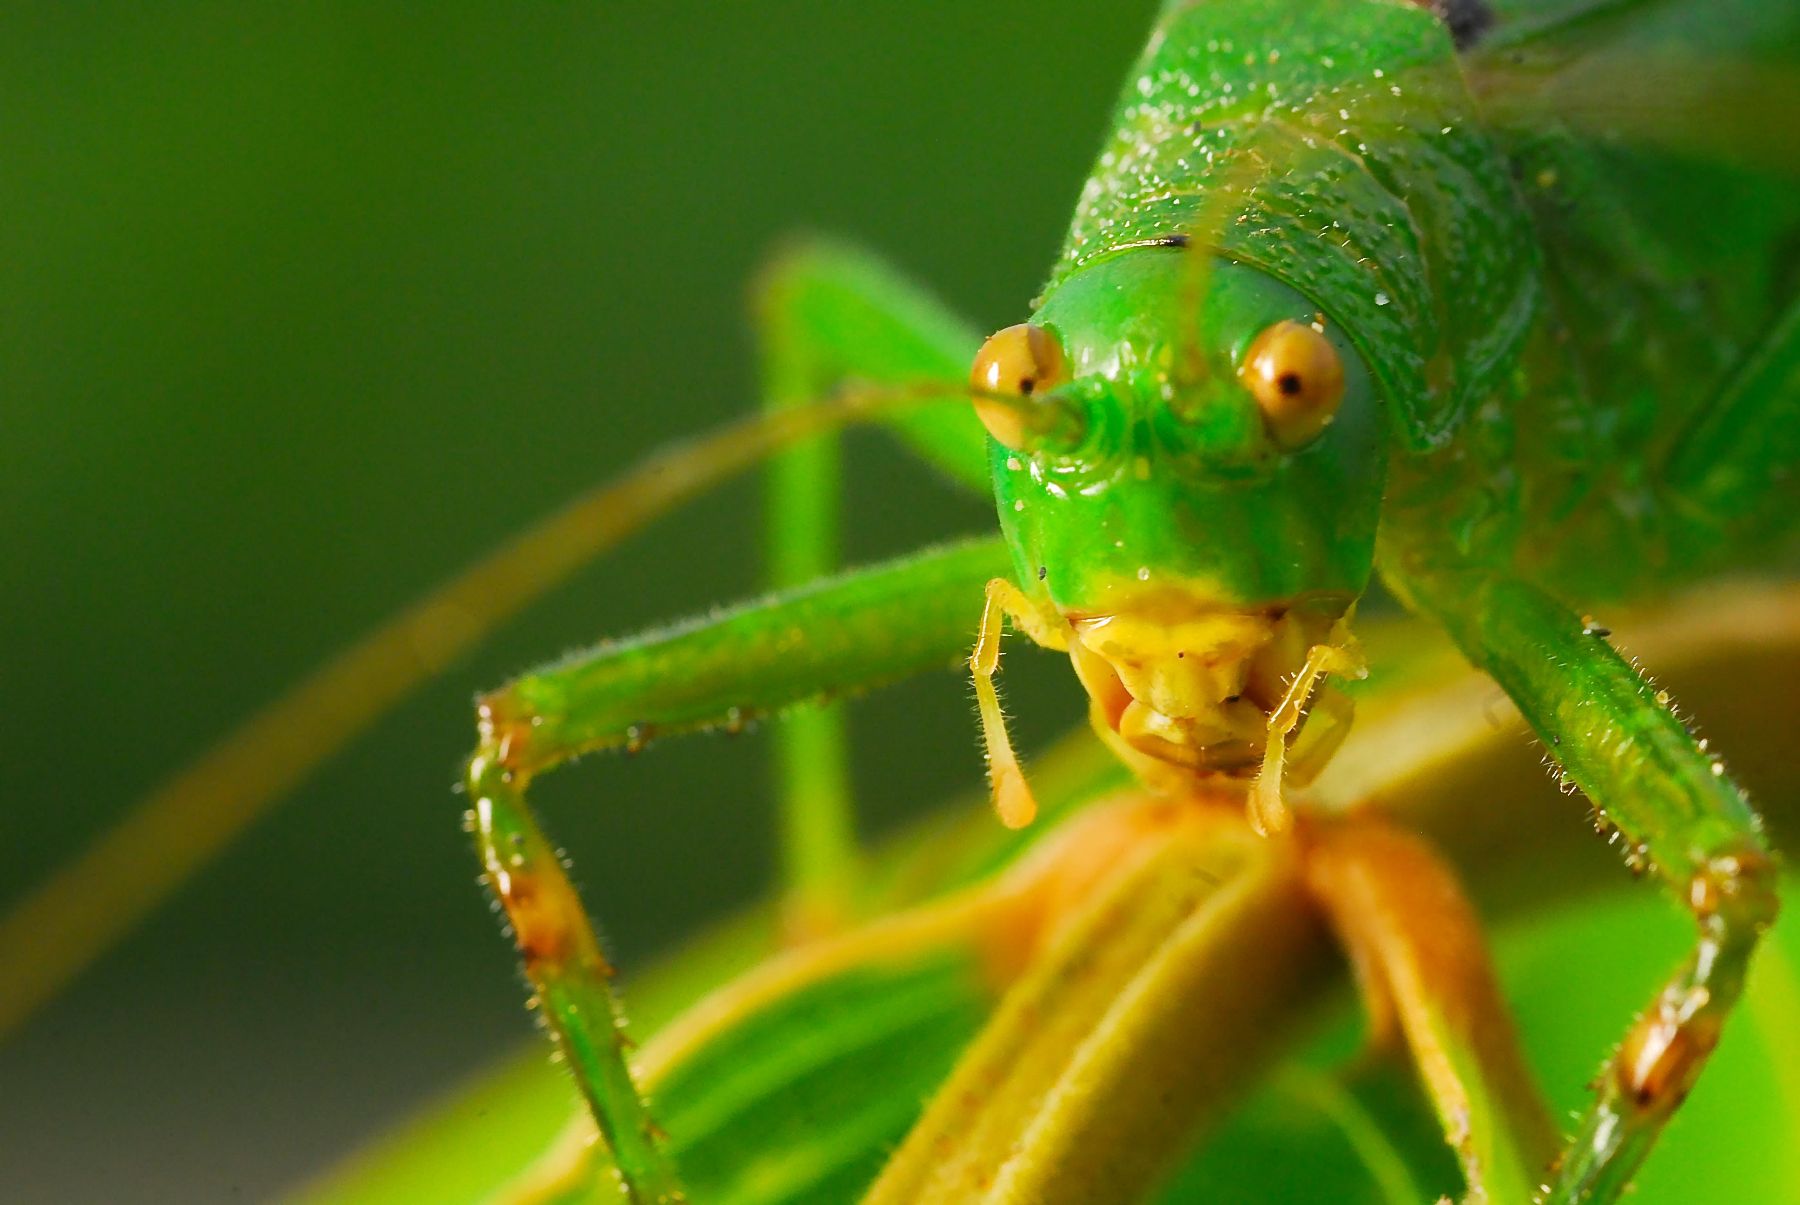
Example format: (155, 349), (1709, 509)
(974, 248), (1386, 785)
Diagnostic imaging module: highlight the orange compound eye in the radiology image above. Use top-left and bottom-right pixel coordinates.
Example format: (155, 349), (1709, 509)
(1240, 320), (1345, 450)
(970, 323), (1067, 450)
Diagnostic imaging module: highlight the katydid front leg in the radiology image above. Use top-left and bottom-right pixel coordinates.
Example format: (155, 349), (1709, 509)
(467, 540), (1009, 1203)
(1397, 565), (1780, 1205)
(754, 239), (989, 931)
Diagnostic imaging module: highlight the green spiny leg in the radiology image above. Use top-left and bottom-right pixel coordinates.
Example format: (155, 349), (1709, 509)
(1396, 565), (1780, 1205)
(468, 538), (1011, 1203)
(754, 239), (989, 933)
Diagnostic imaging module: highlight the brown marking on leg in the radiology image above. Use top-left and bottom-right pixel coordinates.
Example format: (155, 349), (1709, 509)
(464, 673), (685, 1195)
(1615, 1002), (1721, 1114)
(1610, 843), (1779, 1115)
(1551, 834), (1782, 1198)
(476, 690), (538, 774)
(469, 750), (613, 982)
(489, 858), (607, 977)
(1692, 844), (1781, 935)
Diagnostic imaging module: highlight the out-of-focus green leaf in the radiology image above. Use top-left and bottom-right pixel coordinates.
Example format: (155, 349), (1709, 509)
(652, 954), (987, 1203)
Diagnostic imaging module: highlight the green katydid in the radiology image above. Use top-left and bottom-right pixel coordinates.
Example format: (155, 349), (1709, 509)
(5, 0), (1797, 1200)
(461, 0), (1797, 1199)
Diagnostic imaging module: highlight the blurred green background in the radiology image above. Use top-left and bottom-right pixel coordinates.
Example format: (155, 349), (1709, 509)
(0, 3), (1148, 1199)
(2, 5), (1795, 1204)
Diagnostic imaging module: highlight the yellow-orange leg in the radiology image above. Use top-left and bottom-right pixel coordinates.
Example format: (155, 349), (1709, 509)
(1304, 815), (1560, 1204)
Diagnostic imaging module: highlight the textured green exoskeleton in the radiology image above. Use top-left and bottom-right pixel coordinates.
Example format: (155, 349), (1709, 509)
(457, 0), (1796, 1201)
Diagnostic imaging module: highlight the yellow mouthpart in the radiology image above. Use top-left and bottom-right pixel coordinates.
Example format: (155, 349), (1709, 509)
(1064, 596), (1356, 785)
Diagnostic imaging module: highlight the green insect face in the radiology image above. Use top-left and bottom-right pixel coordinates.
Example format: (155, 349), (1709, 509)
(975, 249), (1387, 780)
(985, 248), (1386, 618)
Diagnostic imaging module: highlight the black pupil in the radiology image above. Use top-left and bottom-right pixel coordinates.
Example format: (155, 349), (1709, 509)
(1019, 377), (1036, 395)
(1276, 372), (1303, 396)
